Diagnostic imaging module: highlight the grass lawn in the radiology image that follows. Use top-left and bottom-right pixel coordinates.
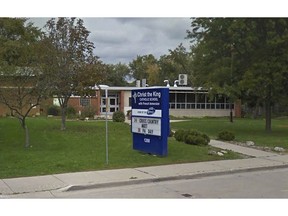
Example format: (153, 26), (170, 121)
(0, 117), (242, 179)
(170, 117), (288, 148)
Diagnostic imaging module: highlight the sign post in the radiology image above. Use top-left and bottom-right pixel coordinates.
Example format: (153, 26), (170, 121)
(131, 87), (169, 156)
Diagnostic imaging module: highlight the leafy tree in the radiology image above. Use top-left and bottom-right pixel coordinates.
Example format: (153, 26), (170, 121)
(104, 63), (131, 86)
(42, 17), (97, 130)
(0, 18), (49, 147)
(159, 44), (194, 87)
(187, 18), (288, 132)
(77, 57), (107, 95)
(129, 54), (159, 85)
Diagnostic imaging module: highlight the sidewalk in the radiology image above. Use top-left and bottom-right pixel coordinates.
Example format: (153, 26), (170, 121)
(1, 140), (288, 197)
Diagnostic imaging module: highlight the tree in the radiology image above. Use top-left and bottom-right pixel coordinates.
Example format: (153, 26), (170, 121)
(129, 54), (159, 85)
(159, 44), (194, 87)
(43, 18), (96, 130)
(0, 18), (48, 147)
(187, 18), (288, 132)
(237, 19), (288, 131)
(103, 63), (131, 86)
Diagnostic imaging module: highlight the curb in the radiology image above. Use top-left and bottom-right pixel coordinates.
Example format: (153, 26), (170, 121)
(63, 164), (288, 192)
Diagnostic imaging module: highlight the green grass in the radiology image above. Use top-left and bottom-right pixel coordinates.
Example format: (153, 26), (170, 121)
(170, 117), (288, 148)
(0, 117), (241, 179)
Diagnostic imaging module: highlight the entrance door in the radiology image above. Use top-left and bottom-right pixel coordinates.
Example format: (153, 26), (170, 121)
(108, 97), (118, 113)
(100, 95), (119, 115)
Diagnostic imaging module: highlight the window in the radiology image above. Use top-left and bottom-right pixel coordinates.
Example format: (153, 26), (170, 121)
(177, 93), (185, 103)
(168, 91), (233, 110)
(187, 93), (195, 103)
(196, 94), (205, 103)
(169, 93), (176, 109)
(169, 93), (176, 103)
(80, 97), (90, 107)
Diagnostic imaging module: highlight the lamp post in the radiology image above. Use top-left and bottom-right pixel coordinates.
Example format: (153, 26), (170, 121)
(230, 44), (235, 123)
(98, 84), (109, 165)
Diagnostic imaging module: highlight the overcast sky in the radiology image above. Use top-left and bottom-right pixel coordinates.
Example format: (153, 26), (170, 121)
(30, 17), (192, 65)
(5, 0), (282, 64)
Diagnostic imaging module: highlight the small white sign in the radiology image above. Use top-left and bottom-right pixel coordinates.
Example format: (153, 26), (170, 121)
(132, 117), (161, 136)
(132, 109), (162, 117)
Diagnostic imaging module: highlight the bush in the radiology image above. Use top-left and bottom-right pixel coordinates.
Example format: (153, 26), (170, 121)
(174, 129), (186, 142)
(47, 105), (60, 116)
(201, 133), (211, 144)
(174, 129), (210, 145)
(169, 128), (174, 137)
(66, 106), (77, 118)
(218, 130), (235, 141)
(185, 135), (207, 145)
(113, 111), (125, 122)
(184, 129), (210, 145)
(81, 106), (96, 118)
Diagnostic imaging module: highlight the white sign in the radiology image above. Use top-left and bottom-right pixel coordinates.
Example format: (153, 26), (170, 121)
(132, 109), (162, 118)
(132, 117), (161, 136)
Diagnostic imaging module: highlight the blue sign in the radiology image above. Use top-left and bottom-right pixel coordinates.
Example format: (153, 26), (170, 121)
(131, 87), (169, 156)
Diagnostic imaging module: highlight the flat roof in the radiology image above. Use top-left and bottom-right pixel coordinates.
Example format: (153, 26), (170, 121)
(94, 86), (206, 91)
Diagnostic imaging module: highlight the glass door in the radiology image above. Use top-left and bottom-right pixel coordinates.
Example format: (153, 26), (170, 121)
(108, 97), (118, 113)
(100, 95), (119, 115)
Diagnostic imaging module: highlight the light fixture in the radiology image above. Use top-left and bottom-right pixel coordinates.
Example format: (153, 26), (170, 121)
(174, 80), (179, 87)
(164, 80), (170, 87)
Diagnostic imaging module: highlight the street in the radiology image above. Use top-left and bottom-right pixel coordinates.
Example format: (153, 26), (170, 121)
(4, 168), (288, 198)
(55, 168), (288, 198)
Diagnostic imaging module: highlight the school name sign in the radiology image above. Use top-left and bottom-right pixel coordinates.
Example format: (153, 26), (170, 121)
(131, 87), (169, 156)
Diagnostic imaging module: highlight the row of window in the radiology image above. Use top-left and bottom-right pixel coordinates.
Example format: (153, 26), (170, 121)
(81, 92), (233, 111)
(170, 103), (234, 110)
(169, 92), (233, 110)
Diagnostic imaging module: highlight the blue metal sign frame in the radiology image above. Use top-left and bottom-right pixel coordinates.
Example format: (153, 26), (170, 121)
(131, 87), (169, 156)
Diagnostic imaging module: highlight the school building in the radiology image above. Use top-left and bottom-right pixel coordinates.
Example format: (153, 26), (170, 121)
(67, 86), (241, 118)
(0, 85), (241, 118)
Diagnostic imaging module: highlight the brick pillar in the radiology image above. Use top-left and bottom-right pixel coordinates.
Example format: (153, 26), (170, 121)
(120, 90), (125, 112)
(234, 99), (242, 118)
(96, 90), (101, 115)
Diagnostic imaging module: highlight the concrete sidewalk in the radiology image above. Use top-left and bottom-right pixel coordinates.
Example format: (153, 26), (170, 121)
(1, 140), (288, 197)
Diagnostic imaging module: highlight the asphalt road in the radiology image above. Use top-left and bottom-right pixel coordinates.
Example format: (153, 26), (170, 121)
(6, 167), (287, 199)
(52, 167), (288, 198)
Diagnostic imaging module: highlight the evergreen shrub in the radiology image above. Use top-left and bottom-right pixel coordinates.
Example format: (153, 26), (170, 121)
(218, 130), (235, 141)
(66, 106), (77, 118)
(81, 106), (96, 118)
(174, 129), (210, 145)
(47, 105), (60, 116)
(112, 111), (125, 122)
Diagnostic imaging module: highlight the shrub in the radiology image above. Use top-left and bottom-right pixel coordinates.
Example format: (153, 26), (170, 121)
(174, 129), (186, 142)
(201, 133), (211, 144)
(184, 129), (210, 145)
(47, 105), (60, 116)
(185, 135), (207, 145)
(113, 111), (125, 122)
(169, 128), (174, 137)
(66, 106), (77, 118)
(174, 129), (210, 145)
(218, 130), (235, 141)
(81, 106), (96, 118)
